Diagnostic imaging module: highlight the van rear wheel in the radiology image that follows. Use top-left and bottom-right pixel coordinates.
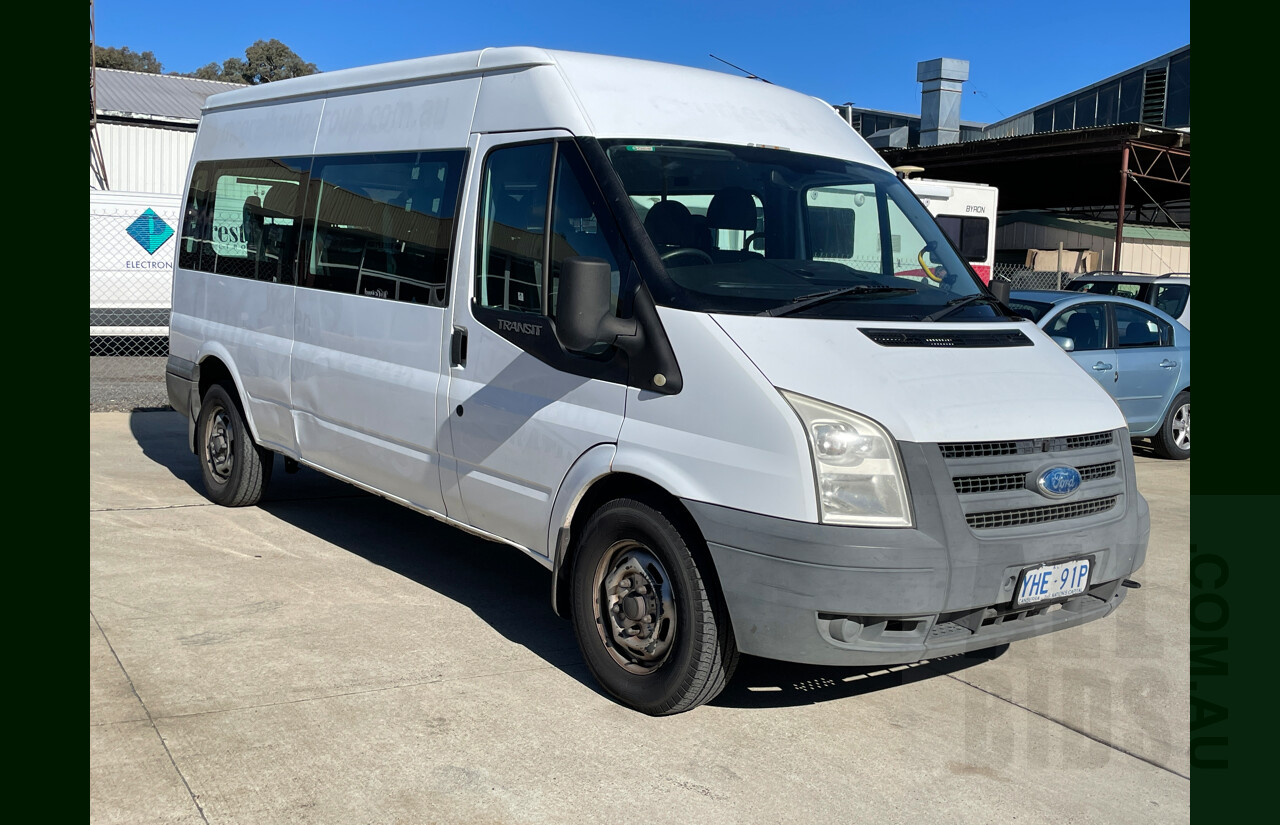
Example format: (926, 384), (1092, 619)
(570, 498), (738, 715)
(197, 381), (273, 506)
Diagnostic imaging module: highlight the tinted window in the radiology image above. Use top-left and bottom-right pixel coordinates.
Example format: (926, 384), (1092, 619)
(1073, 280), (1143, 299)
(1153, 283), (1189, 319)
(1096, 82), (1120, 126)
(303, 151), (463, 304)
(1034, 107), (1053, 134)
(1075, 91), (1097, 128)
(179, 157), (309, 282)
(476, 143), (553, 314)
(1046, 304), (1107, 351)
(1053, 99), (1074, 131)
(1118, 72), (1143, 122)
(1007, 299), (1051, 322)
(1166, 53), (1190, 128)
(1115, 304), (1171, 347)
(935, 215), (989, 262)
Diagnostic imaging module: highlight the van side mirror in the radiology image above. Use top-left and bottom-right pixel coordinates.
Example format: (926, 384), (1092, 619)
(555, 257), (639, 353)
(988, 279), (1010, 305)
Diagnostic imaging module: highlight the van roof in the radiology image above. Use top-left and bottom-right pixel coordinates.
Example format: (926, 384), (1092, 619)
(197, 47), (886, 170)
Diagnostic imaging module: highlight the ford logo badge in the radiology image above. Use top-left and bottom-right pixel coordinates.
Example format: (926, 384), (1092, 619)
(1036, 466), (1082, 499)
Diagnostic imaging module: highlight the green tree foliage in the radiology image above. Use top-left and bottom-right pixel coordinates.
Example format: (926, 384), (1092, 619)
(94, 46), (163, 73)
(181, 40), (319, 84)
(92, 40), (319, 85)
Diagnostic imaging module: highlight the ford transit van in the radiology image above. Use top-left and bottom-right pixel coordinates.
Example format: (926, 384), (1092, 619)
(167, 48), (1148, 715)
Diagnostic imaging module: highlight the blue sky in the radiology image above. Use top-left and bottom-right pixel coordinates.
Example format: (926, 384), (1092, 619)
(92, 0), (1189, 124)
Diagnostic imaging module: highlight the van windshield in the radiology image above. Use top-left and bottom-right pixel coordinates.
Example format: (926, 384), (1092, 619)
(604, 140), (1002, 321)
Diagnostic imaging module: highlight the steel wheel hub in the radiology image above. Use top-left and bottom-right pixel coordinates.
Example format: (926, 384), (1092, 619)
(206, 408), (234, 482)
(595, 544), (676, 673)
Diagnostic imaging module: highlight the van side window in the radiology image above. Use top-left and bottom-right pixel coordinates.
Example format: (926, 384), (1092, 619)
(177, 157), (309, 283)
(304, 151), (464, 305)
(477, 143), (553, 313)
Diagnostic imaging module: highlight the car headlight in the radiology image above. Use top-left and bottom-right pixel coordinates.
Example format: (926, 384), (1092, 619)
(781, 390), (912, 527)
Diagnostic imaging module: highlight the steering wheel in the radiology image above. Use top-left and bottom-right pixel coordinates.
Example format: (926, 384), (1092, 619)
(661, 247), (714, 266)
(743, 231), (764, 251)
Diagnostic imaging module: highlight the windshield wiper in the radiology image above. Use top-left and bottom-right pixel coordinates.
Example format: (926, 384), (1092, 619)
(760, 286), (917, 317)
(922, 294), (1005, 322)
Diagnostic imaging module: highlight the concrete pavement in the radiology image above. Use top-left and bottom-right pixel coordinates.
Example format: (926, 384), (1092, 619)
(91, 411), (1190, 824)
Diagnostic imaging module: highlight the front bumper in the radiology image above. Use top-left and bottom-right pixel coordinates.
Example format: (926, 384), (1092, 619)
(686, 436), (1149, 666)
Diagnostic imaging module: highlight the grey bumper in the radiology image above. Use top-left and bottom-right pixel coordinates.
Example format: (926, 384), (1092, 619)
(685, 436), (1149, 666)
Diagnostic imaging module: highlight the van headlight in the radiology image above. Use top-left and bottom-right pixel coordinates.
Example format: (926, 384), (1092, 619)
(781, 390), (912, 527)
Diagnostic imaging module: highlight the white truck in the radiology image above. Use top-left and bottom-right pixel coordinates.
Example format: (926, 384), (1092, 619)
(90, 189), (182, 338)
(901, 170), (998, 285)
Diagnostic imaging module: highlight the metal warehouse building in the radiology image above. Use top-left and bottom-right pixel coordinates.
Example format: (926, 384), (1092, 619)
(90, 68), (242, 194)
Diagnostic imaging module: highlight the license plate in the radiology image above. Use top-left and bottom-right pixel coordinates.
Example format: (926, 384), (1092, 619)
(1014, 558), (1091, 607)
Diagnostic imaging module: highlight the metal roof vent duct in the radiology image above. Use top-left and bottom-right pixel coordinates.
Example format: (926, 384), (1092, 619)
(917, 58), (970, 145)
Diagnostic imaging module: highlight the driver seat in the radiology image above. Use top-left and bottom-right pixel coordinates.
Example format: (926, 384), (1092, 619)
(706, 186), (762, 263)
(643, 199), (697, 254)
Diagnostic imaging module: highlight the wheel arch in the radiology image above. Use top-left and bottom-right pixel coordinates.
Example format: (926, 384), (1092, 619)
(188, 347), (260, 453)
(551, 471), (717, 619)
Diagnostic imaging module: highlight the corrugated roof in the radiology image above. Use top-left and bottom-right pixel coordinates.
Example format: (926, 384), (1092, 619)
(92, 68), (244, 125)
(998, 210), (1190, 243)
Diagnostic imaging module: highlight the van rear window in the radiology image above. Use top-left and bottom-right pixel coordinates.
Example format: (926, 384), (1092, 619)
(179, 157), (310, 283)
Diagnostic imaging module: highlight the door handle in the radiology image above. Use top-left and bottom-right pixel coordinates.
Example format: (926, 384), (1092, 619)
(1160, 359), (1177, 369)
(450, 326), (468, 368)
(1091, 362), (1113, 371)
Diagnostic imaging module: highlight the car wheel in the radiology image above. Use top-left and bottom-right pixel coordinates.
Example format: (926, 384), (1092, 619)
(570, 497), (738, 715)
(197, 381), (273, 506)
(1152, 390), (1190, 460)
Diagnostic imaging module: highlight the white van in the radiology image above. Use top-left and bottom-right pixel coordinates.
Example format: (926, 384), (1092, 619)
(167, 48), (1149, 715)
(901, 173), (998, 285)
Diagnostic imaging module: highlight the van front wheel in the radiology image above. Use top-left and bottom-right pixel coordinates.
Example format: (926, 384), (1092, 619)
(197, 381), (273, 506)
(570, 498), (738, 715)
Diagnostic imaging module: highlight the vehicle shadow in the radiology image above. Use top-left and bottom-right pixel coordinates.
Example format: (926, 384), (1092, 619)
(127, 409), (995, 711)
(129, 409), (377, 502)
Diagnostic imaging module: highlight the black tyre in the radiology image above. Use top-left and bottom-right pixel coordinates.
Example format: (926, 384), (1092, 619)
(570, 498), (738, 715)
(1152, 391), (1190, 460)
(197, 381), (273, 506)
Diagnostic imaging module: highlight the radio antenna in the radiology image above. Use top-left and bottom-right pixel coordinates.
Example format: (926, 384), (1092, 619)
(709, 54), (773, 84)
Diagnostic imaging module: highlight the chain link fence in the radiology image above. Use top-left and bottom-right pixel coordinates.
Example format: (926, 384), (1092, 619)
(990, 263), (1084, 291)
(90, 193), (181, 410)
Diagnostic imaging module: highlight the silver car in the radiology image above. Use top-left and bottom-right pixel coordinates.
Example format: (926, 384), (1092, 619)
(1009, 290), (1190, 459)
(1064, 271), (1190, 329)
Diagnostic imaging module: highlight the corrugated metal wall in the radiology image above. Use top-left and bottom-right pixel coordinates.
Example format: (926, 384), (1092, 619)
(997, 221), (1190, 273)
(91, 123), (196, 195)
(1118, 240), (1190, 274)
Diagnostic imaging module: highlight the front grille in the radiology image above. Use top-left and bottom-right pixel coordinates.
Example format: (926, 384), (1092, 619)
(941, 440), (1020, 459)
(953, 472), (1026, 495)
(940, 430), (1113, 458)
(965, 496), (1117, 530)
(1065, 432), (1114, 450)
(1078, 461), (1117, 481)
(860, 328), (1033, 348)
